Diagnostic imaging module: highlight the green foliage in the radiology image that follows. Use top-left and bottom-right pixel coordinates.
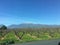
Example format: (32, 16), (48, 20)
(4, 31), (19, 41)
(0, 25), (7, 30)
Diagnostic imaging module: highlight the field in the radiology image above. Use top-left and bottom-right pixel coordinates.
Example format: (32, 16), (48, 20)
(0, 28), (60, 45)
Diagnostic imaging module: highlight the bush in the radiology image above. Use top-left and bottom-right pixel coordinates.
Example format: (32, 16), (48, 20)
(8, 40), (15, 44)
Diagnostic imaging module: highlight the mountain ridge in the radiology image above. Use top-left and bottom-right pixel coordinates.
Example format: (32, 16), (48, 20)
(7, 23), (60, 29)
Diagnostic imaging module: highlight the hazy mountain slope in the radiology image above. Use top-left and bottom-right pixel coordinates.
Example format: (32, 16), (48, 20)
(7, 23), (60, 29)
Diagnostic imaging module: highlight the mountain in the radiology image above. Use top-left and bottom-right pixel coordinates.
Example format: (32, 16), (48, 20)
(7, 23), (60, 29)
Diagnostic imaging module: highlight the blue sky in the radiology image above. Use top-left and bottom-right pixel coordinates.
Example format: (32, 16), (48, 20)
(0, 0), (60, 26)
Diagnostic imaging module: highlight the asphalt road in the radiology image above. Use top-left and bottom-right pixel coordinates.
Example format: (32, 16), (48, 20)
(12, 39), (60, 45)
